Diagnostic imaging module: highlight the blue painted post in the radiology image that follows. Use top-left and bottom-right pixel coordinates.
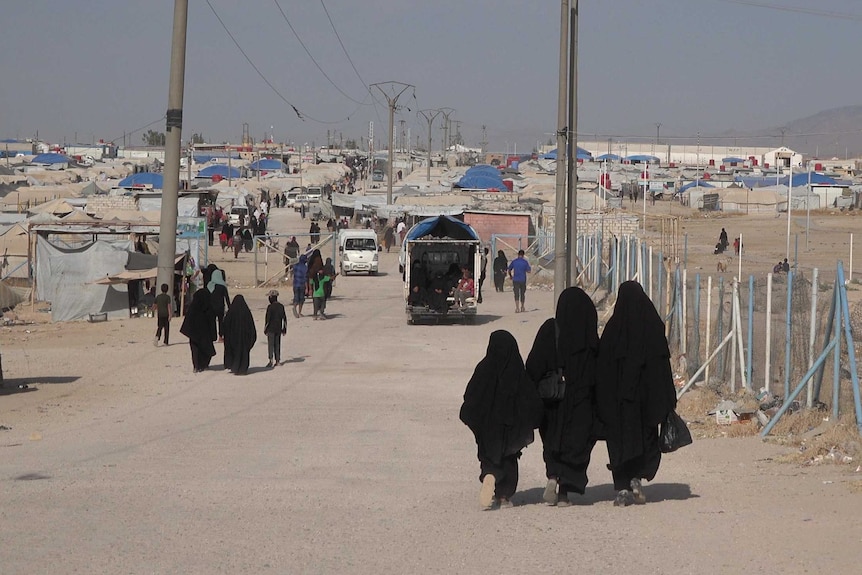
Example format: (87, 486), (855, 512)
(784, 271), (794, 398)
(837, 263), (862, 434)
(747, 274), (754, 388)
(832, 285), (841, 420)
(717, 277), (725, 375)
(675, 267), (684, 351)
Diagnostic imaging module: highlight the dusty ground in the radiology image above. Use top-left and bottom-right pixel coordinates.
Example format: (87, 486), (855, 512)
(1, 203), (861, 574)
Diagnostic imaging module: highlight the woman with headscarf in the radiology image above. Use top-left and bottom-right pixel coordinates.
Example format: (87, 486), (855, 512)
(306, 249), (324, 297)
(322, 257), (336, 299)
(493, 250), (508, 292)
(180, 289), (217, 373)
(525, 287), (599, 506)
(596, 281), (677, 507)
(460, 330), (543, 510)
(207, 268), (231, 341)
(223, 295), (257, 375)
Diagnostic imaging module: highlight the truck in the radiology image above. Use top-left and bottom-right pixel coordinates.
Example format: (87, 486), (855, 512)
(400, 215), (482, 324)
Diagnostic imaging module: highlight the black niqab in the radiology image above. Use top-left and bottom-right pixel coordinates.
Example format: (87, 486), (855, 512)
(223, 294), (257, 374)
(180, 289), (217, 367)
(460, 330), (543, 466)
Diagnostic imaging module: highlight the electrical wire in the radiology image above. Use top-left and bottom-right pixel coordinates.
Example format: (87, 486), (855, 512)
(272, 0), (369, 106)
(713, 0), (862, 21)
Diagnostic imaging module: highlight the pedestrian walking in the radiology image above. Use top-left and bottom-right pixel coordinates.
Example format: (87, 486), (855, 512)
(180, 289), (217, 373)
(311, 269), (334, 320)
(493, 250), (508, 292)
(207, 269), (230, 342)
(460, 330), (543, 510)
(154, 283), (172, 346)
(525, 287), (599, 506)
(223, 295), (257, 376)
(264, 290), (287, 368)
(292, 254), (308, 317)
(507, 249), (531, 313)
(596, 281), (676, 507)
(477, 247), (488, 304)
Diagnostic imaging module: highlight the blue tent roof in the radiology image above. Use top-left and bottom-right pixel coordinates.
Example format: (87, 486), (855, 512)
(541, 146), (593, 161)
(118, 172), (164, 189)
(780, 172), (838, 187)
(198, 165), (241, 179)
(455, 174), (507, 190)
(722, 157), (747, 163)
(406, 215), (479, 241)
(678, 180), (715, 194)
(249, 158), (286, 171)
(595, 153), (621, 162)
(624, 154), (660, 163)
(31, 153), (70, 165)
(464, 164), (500, 177)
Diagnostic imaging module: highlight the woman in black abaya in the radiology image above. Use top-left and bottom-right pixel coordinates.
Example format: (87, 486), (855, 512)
(223, 295), (257, 375)
(460, 330), (543, 510)
(525, 287), (599, 506)
(180, 289), (217, 373)
(596, 281), (676, 507)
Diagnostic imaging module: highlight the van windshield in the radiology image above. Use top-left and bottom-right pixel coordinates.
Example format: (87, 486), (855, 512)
(345, 238), (376, 251)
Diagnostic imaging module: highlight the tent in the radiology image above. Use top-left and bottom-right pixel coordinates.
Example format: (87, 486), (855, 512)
(118, 172), (164, 189)
(541, 146), (593, 161)
(30, 153), (70, 165)
(722, 157), (747, 164)
(779, 172), (838, 187)
(454, 173), (507, 190)
(678, 180), (714, 195)
(248, 159), (286, 172)
(406, 215), (479, 241)
(595, 153), (621, 162)
(624, 154), (660, 164)
(197, 164), (241, 179)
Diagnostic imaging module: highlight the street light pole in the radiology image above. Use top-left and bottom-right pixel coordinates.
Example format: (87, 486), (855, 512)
(157, 0), (188, 303)
(554, 0), (570, 303)
(417, 109), (442, 182)
(567, 0), (579, 287)
(370, 82), (414, 205)
(439, 108), (455, 165)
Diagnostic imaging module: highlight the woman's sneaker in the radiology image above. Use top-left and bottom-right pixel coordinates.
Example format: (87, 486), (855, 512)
(614, 489), (633, 507)
(479, 474), (495, 510)
(630, 478), (647, 504)
(543, 477), (558, 505)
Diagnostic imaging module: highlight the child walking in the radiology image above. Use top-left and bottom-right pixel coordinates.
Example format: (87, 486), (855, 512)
(311, 269), (335, 320)
(264, 289), (287, 367)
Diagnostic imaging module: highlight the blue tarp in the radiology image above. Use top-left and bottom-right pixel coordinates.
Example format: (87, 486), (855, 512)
(197, 165), (241, 179)
(455, 174), (507, 190)
(118, 172), (164, 189)
(595, 153), (621, 162)
(541, 146), (593, 161)
(625, 154), (660, 163)
(780, 172), (838, 187)
(406, 215), (479, 241)
(678, 180), (715, 194)
(249, 159), (286, 171)
(722, 157), (747, 163)
(464, 164), (500, 177)
(31, 153), (70, 165)
(194, 153), (241, 163)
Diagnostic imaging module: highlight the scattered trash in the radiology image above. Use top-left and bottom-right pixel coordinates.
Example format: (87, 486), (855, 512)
(0, 425), (11, 431)
(823, 480), (833, 484)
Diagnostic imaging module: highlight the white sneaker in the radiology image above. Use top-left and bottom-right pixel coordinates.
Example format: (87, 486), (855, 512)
(479, 474), (495, 510)
(543, 477), (558, 506)
(630, 478), (646, 504)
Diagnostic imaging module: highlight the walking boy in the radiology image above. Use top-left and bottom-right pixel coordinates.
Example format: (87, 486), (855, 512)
(507, 249), (531, 313)
(264, 290), (287, 367)
(154, 284), (172, 346)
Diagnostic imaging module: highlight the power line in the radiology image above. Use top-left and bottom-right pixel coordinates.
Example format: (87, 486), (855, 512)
(713, 0), (862, 21)
(205, 0), (363, 125)
(272, 0), (369, 106)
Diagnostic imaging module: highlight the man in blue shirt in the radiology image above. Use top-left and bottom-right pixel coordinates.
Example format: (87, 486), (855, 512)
(292, 254), (308, 317)
(507, 249), (531, 313)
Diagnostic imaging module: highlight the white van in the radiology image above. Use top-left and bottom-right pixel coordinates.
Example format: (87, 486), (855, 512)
(339, 229), (379, 275)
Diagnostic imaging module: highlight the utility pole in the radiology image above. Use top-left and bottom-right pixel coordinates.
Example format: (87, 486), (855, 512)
(439, 108), (455, 164)
(480, 125), (488, 155)
(554, 0), (570, 303)
(370, 81), (414, 205)
(567, 0), (579, 287)
(157, 0), (188, 303)
(417, 108), (442, 182)
(653, 122), (661, 157)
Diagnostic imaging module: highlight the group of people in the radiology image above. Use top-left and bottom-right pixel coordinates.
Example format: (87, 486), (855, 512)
(773, 258), (790, 274)
(290, 248), (336, 320)
(714, 227), (743, 256)
(407, 258), (474, 313)
(460, 281), (677, 510)
(160, 263), (289, 375)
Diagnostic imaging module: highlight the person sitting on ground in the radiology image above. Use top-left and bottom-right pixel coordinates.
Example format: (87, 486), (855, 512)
(714, 242), (725, 255)
(781, 258), (790, 273)
(773, 261), (783, 274)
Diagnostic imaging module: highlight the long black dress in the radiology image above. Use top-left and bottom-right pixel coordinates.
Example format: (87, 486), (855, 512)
(525, 287), (599, 499)
(493, 251), (508, 292)
(596, 281), (677, 492)
(180, 289), (217, 372)
(460, 330), (543, 502)
(223, 295), (257, 375)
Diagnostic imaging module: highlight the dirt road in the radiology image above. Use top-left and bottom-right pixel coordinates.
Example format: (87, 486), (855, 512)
(1, 206), (860, 574)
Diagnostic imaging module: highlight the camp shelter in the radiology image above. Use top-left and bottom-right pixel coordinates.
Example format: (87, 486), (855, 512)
(719, 188), (779, 214)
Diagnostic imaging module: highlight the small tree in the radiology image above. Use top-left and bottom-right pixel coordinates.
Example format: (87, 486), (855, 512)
(142, 130), (166, 146)
(344, 138), (357, 149)
(191, 133), (205, 144)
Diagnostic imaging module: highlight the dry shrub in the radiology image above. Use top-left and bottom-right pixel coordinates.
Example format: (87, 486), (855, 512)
(770, 410), (827, 437)
(677, 387), (721, 422)
(770, 415), (862, 465)
(849, 481), (862, 494)
(724, 420), (760, 437)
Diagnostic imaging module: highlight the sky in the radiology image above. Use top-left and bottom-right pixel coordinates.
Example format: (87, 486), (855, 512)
(2, 0), (861, 153)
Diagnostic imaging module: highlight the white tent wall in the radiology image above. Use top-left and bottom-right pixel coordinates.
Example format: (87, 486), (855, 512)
(36, 237), (132, 322)
(136, 196), (199, 217)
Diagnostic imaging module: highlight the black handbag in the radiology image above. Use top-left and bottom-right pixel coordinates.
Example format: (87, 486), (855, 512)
(660, 410), (693, 453)
(537, 321), (566, 401)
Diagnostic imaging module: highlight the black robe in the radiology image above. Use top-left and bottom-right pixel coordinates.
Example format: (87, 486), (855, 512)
(180, 289), (217, 371)
(596, 281), (677, 490)
(525, 287), (599, 494)
(460, 330), (543, 467)
(223, 295), (257, 375)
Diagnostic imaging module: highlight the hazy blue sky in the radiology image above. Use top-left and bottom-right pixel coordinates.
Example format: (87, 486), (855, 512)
(1, 0), (860, 152)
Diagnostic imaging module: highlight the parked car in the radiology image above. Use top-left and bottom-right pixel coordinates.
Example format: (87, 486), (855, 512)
(372, 169), (385, 182)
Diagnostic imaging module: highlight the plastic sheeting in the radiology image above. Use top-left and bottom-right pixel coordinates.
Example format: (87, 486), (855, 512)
(36, 236), (132, 322)
(136, 196), (199, 217)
